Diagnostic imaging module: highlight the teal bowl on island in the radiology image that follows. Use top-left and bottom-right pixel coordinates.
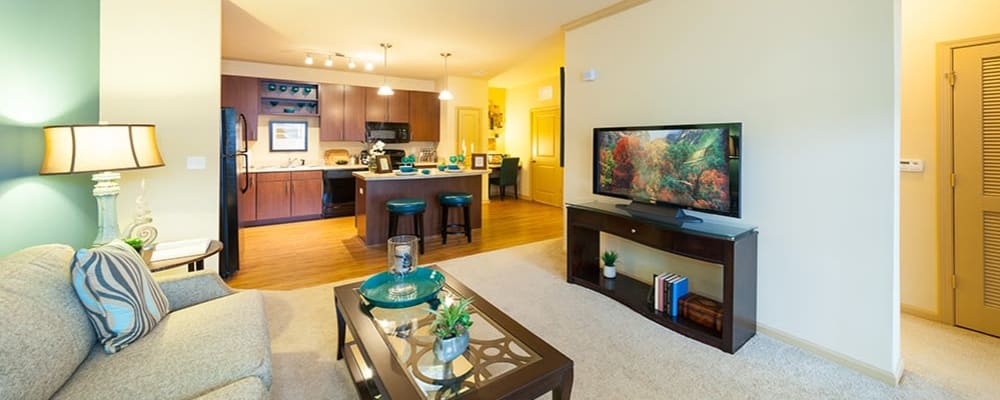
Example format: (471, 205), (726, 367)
(400, 166), (416, 173)
(421, 169), (430, 175)
(437, 165), (446, 171)
(447, 164), (460, 170)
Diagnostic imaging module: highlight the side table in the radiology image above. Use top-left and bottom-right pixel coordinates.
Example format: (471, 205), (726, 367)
(149, 240), (224, 273)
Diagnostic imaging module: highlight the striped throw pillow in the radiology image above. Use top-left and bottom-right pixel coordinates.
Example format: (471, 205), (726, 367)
(71, 240), (170, 353)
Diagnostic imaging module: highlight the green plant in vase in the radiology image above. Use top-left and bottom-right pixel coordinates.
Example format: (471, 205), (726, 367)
(431, 297), (474, 362)
(602, 250), (618, 279)
(124, 237), (144, 253)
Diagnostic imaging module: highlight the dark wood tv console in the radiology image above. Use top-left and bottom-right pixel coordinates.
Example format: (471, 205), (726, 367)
(566, 202), (758, 353)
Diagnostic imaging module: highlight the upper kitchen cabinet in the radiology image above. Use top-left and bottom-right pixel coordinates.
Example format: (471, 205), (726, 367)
(221, 75), (260, 141)
(365, 87), (409, 123)
(319, 83), (344, 141)
(408, 91), (440, 142)
(343, 85), (366, 141)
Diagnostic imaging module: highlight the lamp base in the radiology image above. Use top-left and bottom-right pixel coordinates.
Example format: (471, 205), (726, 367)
(92, 171), (122, 247)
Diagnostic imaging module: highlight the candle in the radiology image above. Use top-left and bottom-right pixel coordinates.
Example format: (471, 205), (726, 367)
(394, 244), (412, 273)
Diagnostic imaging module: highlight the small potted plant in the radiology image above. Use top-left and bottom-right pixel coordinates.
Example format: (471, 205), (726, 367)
(602, 250), (618, 279)
(431, 297), (474, 362)
(124, 237), (153, 265)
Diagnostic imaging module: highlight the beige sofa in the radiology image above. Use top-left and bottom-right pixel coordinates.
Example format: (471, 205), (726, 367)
(0, 244), (272, 400)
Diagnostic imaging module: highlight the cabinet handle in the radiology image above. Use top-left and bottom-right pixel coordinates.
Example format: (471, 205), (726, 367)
(630, 228), (637, 234)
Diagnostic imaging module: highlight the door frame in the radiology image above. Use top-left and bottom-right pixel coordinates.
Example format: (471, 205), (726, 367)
(935, 33), (1000, 325)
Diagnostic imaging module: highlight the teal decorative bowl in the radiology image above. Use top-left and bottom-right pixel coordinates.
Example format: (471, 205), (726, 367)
(360, 267), (445, 309)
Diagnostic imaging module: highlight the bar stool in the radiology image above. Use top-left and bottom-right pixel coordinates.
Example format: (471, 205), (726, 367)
(438, 192), (473, 244)
(386, 198), (426, 254)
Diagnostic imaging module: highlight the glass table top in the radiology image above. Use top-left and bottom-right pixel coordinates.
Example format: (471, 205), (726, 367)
(356, 286), (541, 399)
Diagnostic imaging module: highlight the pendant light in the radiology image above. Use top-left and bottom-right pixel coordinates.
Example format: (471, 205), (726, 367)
(438, 52), (454, 101)
(377, 43), (394, 96)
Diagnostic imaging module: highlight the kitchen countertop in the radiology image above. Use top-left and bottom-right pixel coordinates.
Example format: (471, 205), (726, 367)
(249, 164), (368, 173)
(353, 169), (488, 181)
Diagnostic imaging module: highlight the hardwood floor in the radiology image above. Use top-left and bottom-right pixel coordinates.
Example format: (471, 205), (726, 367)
(229, 199), (565, 290)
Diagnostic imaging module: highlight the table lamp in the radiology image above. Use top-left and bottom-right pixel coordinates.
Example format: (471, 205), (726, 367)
(40, 124), (165, 246)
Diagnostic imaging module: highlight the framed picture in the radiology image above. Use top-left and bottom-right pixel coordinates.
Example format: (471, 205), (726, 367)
(374, 155), (393, 173)
(269, 120), (308, 152)
(471, 153), (488, 170)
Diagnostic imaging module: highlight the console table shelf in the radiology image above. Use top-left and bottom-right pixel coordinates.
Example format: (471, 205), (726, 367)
(566, 202), (758, 354)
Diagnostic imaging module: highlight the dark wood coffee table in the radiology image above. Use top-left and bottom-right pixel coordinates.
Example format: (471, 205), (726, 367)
(335, 266), (574, 399)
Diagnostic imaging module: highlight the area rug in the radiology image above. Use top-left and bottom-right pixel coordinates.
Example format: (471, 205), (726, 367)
(260, 239), (983, 399)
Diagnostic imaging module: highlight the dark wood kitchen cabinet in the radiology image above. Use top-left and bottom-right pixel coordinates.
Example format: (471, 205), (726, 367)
(319, 83), (345, 141)
(290, 171), (323, 217)
(250, 171), (323, 224)
(365, 87), (409, 123)
(409, 91), (440, 142)
(255, 172), (291, 220)
(343, 85), (366, 141)
(221, 75), (259, 140)
(237, 172), (257, 225)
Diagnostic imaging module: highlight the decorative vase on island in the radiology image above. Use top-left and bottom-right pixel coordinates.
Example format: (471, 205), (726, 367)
(434, 331), (469, 363)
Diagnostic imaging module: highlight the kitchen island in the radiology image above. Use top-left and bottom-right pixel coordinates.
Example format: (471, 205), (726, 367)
(353, 169), (489, 246)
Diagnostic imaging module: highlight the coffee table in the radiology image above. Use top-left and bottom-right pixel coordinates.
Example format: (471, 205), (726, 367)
(335, 266), (574, 399)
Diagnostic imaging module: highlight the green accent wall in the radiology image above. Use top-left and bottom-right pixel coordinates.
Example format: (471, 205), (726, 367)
(0, 0), (100, 255)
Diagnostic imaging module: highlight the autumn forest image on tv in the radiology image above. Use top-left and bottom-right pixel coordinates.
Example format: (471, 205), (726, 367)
(597, 128), (733, 213)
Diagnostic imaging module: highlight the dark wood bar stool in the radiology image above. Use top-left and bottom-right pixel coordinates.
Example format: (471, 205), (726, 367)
(438, 192), (473, 244)
(386, 198), (426, 254)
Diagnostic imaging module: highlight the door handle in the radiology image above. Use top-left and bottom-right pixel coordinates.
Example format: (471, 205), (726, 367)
(237, 153), (250, 193)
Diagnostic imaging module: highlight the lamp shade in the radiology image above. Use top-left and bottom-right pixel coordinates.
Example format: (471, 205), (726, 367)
(40, 124), (165, 175)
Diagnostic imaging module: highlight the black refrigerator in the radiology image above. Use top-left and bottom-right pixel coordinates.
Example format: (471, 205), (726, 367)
(219, 107), (249, 279)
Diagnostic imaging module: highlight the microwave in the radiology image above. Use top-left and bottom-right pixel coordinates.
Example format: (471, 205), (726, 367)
(365, 122), (410, 143)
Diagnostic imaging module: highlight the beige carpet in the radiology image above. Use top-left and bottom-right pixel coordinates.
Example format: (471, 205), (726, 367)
(260, 239), (998, 399)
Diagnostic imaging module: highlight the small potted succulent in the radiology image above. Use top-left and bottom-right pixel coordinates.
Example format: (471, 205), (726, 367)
(431, 297), (474, 362)
(602, 250), (618, 279)
(124, 237), (152, 265)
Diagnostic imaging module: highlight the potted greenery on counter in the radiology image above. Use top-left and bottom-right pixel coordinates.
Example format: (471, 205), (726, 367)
(431, 297), (474, 362)
(602, 250), (618, 279)
(124, 237), (152, 265)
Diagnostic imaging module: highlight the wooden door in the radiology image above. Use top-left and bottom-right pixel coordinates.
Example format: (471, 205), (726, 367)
(530, 106), (562, 207)
(365, 87), (387, 122)
(954, 41), (1000, 336)
(387, 90), (410, 123)
(344, 85), (366, 141)
(255, 173), (290, 220)
(457, 107), (482, 162)
(409, 91), (440, 141)
(319, 83), (345, 141)
(221, 75), (259, 140)
(290, 171), (323, 217)
(237, 172), (256, 224)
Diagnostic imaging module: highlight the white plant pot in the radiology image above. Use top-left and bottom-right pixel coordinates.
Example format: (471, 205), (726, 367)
(603, 265), (616, 279)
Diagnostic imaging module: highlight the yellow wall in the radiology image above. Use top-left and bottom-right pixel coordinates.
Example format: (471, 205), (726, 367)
(487, 87), (506, 153)
(565, 0), (900, 381)
(100, 0), (221, 267)
(900, 0), (1000, 316)
(488, 34), (564, 199)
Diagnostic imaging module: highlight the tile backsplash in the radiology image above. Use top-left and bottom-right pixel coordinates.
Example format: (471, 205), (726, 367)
(247, 115), (435, 167)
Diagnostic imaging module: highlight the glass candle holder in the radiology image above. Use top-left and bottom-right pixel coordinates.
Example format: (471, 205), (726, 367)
(386, 235), (420, 298)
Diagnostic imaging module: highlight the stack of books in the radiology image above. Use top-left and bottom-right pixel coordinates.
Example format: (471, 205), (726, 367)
(652, 273), (688, 317)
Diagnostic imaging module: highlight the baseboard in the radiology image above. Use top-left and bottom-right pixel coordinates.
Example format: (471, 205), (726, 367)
(900, 304), (941, 322)
(756, 322), (902, 386)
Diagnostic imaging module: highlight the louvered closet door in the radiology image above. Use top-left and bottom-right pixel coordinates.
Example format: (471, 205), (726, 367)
(954, 41), (1000, 337)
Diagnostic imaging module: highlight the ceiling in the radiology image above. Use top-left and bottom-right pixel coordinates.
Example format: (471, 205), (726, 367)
(222, 0), (622, 81)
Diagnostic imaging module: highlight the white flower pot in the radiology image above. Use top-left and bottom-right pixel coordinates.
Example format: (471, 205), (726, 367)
(603, 265), (616, 279)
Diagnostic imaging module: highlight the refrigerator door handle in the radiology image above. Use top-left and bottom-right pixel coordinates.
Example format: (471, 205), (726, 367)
(238, 113), (249, 153)
(237, 153), (250, 193)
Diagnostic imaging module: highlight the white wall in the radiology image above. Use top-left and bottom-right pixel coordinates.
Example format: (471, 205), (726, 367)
(564, 0), (900, 381)
(899, 0), (1000, 316)
(100, 0), (221, 268)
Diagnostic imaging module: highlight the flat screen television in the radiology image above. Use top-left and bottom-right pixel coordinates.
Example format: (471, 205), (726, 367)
(593, 122), (741, 221)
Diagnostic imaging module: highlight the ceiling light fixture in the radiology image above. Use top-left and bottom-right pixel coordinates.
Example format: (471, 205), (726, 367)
(438, 52), (454, 101)
(364, 62), (374, 71)
(348, 58), (356, 69)
(304, 53), (314, 65)
(377, 43), (394, 96)
(325, 55), (333, 67)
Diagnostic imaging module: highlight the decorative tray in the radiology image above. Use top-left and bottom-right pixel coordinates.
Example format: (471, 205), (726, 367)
(359, 267), (446, 309)
(444, 168), (464, 173)
(394, 170), (418, 176)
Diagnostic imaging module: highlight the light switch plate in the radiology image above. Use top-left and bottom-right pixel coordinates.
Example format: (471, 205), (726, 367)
(899, 159), (924, 172)
(186, 156), (207, 170)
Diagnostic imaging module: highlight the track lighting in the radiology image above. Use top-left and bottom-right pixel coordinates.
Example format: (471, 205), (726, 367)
(304, 53), (314, 65)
